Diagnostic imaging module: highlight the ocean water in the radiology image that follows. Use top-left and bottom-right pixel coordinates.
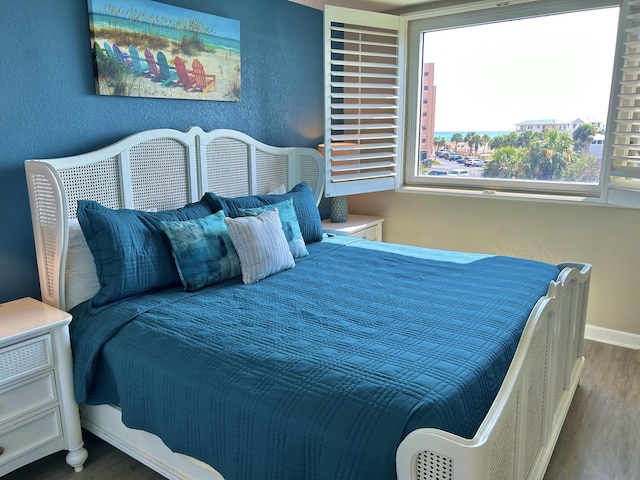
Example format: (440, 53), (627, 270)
(435, 131), (513, 141)
(90, 13), (241, 54)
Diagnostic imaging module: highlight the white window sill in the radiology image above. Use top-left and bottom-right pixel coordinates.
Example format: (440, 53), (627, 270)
(397, 184), (618, 208)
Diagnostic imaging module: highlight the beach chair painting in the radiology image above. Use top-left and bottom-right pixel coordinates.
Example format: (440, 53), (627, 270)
(111, 44), (131, 67)
(128, 44), (149, 76)
(102, 42), (114, 58)
(173, 56), (196, 92)
(144, 48), (160, 81)
(88, 0), (240, 101)
(156, 51), (178, 87)
(191, 59), (217, 94)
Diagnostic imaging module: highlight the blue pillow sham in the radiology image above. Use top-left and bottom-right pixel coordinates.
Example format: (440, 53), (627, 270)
(204, 182), (323, 244)
(161, 211), (241, 291)
(76, 198), (213, 308)
(236, 198), (308, 258)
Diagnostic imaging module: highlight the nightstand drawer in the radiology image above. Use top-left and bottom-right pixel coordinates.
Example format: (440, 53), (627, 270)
(350, 225), (378, 241)
(0, 373), (57, 425)
(322, 215), (384, 242)
(0, 335), (52, 387)
(0, 407), (63, 467)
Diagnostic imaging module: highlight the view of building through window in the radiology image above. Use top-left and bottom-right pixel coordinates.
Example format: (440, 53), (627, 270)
(418, 6), (619, 185)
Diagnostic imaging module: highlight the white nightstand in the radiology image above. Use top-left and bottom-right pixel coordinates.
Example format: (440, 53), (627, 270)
(0, 297), (87, 476)
(322, 214), (384, 242)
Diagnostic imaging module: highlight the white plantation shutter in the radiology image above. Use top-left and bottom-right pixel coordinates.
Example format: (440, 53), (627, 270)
(606, 0), (640, 206)
(324, 6), (404, 198)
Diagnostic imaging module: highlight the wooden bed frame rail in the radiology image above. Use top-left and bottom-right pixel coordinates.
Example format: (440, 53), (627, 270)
(24, 127), (590, 480)
(397, 262), (590, 480)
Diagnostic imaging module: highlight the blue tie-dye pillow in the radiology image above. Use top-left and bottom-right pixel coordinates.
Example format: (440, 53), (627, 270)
(236, 198), (308, 258)
(161, 211), (241, 291)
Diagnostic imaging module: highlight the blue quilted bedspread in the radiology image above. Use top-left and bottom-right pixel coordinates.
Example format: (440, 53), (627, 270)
(70, 237), (559, 480)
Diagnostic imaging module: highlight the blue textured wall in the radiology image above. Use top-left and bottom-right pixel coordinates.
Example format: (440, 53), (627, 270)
(0, 0), (323, 303)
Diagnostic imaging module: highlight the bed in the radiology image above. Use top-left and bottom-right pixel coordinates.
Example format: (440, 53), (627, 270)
(24, 127), (591, 480)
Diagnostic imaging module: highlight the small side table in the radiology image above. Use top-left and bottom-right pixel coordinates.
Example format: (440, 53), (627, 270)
(322, 214), (384, 242)
(0, 297), (87, 476)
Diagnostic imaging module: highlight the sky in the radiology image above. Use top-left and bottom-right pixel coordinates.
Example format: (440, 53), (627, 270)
(88, 0), (240, 40)
(422, 7), (620, 132)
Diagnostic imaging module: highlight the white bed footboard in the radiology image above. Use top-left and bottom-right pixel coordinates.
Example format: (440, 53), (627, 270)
(397, 262), (591, 480)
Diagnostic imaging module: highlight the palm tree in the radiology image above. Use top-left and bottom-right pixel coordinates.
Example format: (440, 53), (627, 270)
(484, 146), (530, 179)
(450, 133), (464, 153)
(516, 130), (538, 149)
(464, 132), (481, 156)
(572, 123), (598, 154)
(433, 136), (447, 151)
(480, 134), (491, 153)
(529, 129), (574, 180)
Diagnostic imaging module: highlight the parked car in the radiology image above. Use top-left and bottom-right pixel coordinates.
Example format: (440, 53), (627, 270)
(435, 149), (454, 159)
(427, 169), (448, 176)
(448, 169), (469, 177)
(449, 154), (462, 162)
(464, 157), (483, 167)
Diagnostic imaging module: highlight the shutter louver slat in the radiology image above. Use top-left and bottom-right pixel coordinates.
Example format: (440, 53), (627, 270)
(324, 5), (404, 197)
(335, 72), (399, 79)
(612, 166), (640, 178)
(606, 0), (640, 206)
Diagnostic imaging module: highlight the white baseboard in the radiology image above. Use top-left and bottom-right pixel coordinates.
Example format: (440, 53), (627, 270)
(585, 324), (640, 350)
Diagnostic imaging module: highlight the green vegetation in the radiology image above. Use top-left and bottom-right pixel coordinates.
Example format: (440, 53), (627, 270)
(432, 128), (601, 183)
(93, 43), (134, 96)
(224, 63), (241, 101)
(434, 136), (447, 150)
(482, 129), (598, 182)
(572, 123), (598, 154)
(94, 2), (216, 56)
(450, 133), (463, 153)
(91, 25), (169, 51)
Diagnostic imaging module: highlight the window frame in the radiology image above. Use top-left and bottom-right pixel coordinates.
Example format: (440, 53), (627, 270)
(402, 0), (622, 202)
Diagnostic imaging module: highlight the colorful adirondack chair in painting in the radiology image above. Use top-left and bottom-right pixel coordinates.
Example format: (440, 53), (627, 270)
(144, 48), (160, 81)
(191, 59), (217, 94)
(128, 45), (149, 76)
(112, 44), (131, 67)
(172, 56), (196, 91)
(156, 51), (178, 86)
(102, 42), (114, 58)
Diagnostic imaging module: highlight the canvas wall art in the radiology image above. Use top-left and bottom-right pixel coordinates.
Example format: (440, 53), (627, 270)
(88, 0), (240, 101)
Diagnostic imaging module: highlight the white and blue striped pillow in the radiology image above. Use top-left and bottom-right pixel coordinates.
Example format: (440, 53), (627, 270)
(224, 209), (295, 284)
(236, 198), (308, 258)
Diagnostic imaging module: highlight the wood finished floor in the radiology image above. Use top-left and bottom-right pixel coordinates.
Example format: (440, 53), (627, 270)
(4, 340), (639, 480)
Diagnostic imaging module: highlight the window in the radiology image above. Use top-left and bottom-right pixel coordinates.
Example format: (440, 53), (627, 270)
(405, 0), (622, 200)
(324, 0), (640, 207)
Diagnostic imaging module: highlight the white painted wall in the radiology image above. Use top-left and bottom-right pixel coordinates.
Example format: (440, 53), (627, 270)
(349, 190), (640, 339)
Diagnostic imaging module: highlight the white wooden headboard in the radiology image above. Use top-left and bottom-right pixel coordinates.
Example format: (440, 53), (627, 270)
(24, 127), (325, 310)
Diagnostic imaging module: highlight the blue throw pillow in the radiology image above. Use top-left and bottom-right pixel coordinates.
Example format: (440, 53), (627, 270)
(161, 212), (241, 291)
(77, 199), (213, 307)
(236, 198), (308, 258)
(204, 182), (323, 244)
